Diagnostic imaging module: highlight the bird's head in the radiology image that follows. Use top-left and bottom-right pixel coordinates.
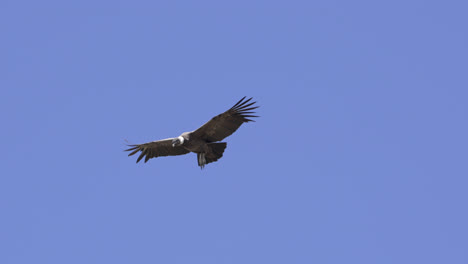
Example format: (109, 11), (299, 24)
(172, 136), (185, 147)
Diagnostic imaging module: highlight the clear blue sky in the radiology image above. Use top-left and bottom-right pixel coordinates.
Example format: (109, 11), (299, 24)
(2, 1), (467, 263)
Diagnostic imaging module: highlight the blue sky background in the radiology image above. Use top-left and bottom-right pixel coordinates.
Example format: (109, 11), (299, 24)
(2, 0), (468, 263)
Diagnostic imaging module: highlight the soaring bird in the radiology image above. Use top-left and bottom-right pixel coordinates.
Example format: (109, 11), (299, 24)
(125, 97), (259, 169)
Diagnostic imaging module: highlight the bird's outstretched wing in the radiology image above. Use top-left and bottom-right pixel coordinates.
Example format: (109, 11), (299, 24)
(125, 138), (190, 163)
(191, 97), (259, 142)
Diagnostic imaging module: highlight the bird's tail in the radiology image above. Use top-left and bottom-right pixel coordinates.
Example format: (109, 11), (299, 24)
(197, 142), (227, 169)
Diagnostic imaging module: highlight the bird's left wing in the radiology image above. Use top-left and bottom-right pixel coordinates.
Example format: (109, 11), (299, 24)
(125, 138), (190, 163)
(191, 97), (259, 142)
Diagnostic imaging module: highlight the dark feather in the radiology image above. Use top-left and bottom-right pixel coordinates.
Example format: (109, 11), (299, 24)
(128, 148), (140, 156)
(124, 138), (190, 163)
(191, 97), (260, 142)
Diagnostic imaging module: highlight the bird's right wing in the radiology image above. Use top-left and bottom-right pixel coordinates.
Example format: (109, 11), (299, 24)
(125, 138), (190, 163)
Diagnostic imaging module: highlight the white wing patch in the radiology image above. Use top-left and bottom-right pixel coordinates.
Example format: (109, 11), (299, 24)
(178, 136), (185, 144)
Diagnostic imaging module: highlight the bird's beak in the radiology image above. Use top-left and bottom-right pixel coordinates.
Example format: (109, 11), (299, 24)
(172, 139), (179, 147)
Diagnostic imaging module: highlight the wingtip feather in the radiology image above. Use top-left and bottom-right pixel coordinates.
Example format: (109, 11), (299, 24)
(231, 96), (247, 109)
(136, 152), (145, 163)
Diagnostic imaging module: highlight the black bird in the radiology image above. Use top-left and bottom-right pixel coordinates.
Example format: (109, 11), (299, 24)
(125, 97), (259, 169)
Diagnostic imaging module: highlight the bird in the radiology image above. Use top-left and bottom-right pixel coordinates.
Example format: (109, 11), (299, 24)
(125, 96), (259, 169)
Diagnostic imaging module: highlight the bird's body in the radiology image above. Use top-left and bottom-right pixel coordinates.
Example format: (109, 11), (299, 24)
(125, 97), (259, 169)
